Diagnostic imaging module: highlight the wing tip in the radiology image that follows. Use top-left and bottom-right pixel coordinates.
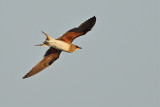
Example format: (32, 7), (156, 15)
(22, 72), (33, 79)
(80, 16), (96, 33)
(90, 16), (96, 21)
(22, 74), (28, 79)
(92, 16), (96, 19)
(22, 77), (26, 79)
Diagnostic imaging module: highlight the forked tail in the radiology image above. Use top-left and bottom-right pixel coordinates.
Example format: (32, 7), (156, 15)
(35, 31), (55, 47)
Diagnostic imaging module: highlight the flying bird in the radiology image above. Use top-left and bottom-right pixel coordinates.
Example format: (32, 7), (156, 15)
(23, 16), (96, 79)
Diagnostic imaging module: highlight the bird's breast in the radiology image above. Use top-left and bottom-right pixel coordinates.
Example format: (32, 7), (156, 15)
(48, 40), (71, 52)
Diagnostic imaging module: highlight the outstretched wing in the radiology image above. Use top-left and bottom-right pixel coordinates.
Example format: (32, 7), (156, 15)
(59, 16), (96, 43)
(23, 48), (61, 79)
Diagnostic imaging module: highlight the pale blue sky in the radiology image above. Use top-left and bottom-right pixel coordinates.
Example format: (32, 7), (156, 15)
(0, 0), (159, 107)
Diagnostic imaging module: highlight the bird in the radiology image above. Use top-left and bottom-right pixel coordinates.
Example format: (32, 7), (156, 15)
(23, 16), (96, 79)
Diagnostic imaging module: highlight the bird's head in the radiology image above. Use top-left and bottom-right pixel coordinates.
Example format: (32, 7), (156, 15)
(74, 45), (82, 51)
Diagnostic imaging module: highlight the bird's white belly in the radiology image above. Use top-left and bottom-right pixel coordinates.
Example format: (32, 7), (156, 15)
(48, 40), (70, 51)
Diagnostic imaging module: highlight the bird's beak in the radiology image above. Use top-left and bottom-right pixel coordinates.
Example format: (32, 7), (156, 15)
(76, 46), (82, 49)
(35, 44), (48, 47)
(78, 47), (82, 49)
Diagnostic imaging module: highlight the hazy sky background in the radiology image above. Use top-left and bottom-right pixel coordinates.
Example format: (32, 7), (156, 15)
(0, 0), (159, 107)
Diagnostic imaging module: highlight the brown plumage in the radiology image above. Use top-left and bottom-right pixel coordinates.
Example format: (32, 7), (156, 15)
(23, 16), (96, 79)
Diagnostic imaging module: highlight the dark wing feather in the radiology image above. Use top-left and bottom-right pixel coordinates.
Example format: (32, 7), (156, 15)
(58, 16), (96, 43)
(23, 48), (61, 79)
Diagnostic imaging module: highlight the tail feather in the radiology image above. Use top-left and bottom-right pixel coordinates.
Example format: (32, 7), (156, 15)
(41, 31), (54, 40)
(35, 44), (48, 47)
